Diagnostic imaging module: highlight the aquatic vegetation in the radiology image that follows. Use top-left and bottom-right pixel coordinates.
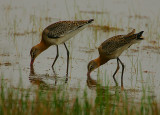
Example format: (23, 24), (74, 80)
(0, 76), (159, 115)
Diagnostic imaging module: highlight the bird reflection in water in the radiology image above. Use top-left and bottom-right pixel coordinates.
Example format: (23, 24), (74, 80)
(87, 75), (122, 93)
(86, 75), (124, 106)
(29, 65), (68, 90)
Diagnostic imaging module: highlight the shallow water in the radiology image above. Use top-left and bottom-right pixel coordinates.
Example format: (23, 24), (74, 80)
(0, 0), (160, 102)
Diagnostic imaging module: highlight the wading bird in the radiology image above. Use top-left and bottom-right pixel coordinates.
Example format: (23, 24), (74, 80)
(87, 29), (144, 89)
(30, 19), (94, 76)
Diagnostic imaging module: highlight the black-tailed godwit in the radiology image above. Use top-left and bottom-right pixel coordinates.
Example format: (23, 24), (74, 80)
(87, 29), (144, 89)
(30, 19), (94, 76)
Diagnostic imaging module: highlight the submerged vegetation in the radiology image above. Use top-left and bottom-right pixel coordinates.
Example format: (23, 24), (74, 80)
(0, 76), (159, 115)
(89, 25), (124, 32)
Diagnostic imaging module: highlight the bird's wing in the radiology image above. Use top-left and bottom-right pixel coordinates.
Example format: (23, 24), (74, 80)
(98, 32), (136, 55)
(46, 20), (92, 39)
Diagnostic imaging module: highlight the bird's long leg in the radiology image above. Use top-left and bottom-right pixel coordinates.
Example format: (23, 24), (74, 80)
(64, 43), (69, 78)
(52, 45), (59, 74)
(112, 58), (120, 86)
(117, 57), (125, 89)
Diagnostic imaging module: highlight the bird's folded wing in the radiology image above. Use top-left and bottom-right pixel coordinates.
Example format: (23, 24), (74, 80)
(47, 21), (88, 39)
(99, 35), (133, 55)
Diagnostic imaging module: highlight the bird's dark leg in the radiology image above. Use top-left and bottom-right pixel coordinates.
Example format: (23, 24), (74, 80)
(52, 45), (59, 74)
(117, 57), (125, 89)
(64, 43), (69, 79)
(55, 77), (57, 86)
(112, 58), (120, 86)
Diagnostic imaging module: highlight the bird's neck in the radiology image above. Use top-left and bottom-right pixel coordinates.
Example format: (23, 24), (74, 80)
(36, 40), (50, 53)
(94, 56), (109, 67)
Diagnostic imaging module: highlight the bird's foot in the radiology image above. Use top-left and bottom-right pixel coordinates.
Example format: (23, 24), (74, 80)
(65, 77), (68, 83)
(52, 68), (57, 75)
(65, 73), (68, 83)
(65, 78), (68, 83)
(121, 86), (124, 91)
(115, 82), (119, 87)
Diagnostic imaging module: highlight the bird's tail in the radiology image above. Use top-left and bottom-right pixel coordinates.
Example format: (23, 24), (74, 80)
(88, 19), (94, 23)
(76, 19), (94, 29)
(136, 31), (144, 40)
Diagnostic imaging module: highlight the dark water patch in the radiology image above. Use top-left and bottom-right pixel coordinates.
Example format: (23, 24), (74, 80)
(79, 47), (95, 53)
(89, 25), (124, 32)
(143, 45), (160, 50)
(80, 10), (109, 14)
(143, 70), (156, 74)
(129, 15), (149, 19)
(129, 49), (139, 53)
(3, 5), (21, 11)
(13, 30), (37, 36)
(124, 88), (142, 93)
(0, 54), (10, 56)
(142, 45), (160, 54)
(149, 40), (158, 45)
(0, 62), (12, 66)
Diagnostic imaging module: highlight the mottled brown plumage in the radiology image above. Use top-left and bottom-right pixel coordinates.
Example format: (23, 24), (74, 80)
(87, 29), (144, 90)
(30, 19), (94, 77)
(42, 20), (94, 45)
(98, 29), (137, 57)
(46, 20), (92, 39)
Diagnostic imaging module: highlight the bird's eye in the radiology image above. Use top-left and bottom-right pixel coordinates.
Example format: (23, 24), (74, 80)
(32, 52), (34, 57)
(90, 65), (93, 70)
(31, 50), (36, 58)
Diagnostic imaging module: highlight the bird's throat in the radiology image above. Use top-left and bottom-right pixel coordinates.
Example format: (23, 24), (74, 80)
(94, 56), (109, 66)
(36, 40), (50, 53)
(32, 40), (50, 64)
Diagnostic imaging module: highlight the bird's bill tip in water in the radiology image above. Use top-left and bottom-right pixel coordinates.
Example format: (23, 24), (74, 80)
(30, 58), (35, 67)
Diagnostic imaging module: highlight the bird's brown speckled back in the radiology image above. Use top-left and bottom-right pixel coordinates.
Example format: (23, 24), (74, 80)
(44, 20), (94, 38)
(98, 29), (143, 57)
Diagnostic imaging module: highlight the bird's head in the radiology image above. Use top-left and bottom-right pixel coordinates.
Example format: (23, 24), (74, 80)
(87, 60), (99, 77)
(30, 46), (41, 66)
(87, 56), (109, 77)
(30, 41), (50, 67)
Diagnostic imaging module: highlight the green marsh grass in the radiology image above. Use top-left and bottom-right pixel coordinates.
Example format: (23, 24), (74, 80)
(0, 74), (159, 115)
